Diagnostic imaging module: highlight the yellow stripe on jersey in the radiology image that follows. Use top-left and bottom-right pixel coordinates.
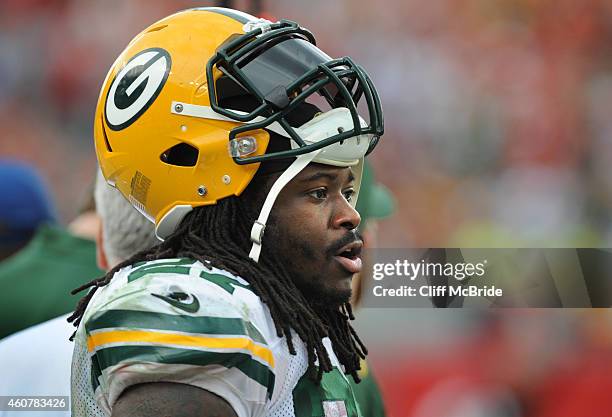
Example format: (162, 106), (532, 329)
(87, 329), (275, 368)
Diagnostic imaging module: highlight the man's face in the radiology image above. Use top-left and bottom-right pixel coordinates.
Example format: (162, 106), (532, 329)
(264, 163), (362, 305)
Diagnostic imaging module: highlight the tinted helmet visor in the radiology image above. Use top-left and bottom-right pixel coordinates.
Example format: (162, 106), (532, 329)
(207, 20), (384, 164)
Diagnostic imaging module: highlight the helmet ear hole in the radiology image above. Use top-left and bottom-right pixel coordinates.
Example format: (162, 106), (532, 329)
(160, 142), (199, 167)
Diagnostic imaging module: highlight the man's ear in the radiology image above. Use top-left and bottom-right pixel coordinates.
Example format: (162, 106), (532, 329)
(96, 221), (109, 271)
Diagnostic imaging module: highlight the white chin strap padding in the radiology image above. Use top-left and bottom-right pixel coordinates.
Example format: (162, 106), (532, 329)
(249, 150), (322, 262)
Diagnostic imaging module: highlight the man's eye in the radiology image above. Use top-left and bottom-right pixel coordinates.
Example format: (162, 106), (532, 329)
(309, 189), (328, 200)
(343, 189), (355, 202)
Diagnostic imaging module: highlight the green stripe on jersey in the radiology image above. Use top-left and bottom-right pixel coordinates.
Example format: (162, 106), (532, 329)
(128, 259), (197, 282)
(91, 355), (103, 392)
(125, 259), (253, 295)
(92, 345), (274, 398)
(200, 271), (250, 294)
(131, 258), (195, 269)
(85, 309), (266, 344)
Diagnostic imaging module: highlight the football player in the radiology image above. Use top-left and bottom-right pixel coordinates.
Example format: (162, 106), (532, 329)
(69, 7), (384, 417)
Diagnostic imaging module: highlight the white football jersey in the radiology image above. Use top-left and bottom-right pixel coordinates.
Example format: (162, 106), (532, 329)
(71, 258), (362, 417)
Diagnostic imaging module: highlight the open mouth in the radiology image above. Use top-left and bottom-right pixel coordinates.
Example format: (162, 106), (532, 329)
(334, 241), (363, 274)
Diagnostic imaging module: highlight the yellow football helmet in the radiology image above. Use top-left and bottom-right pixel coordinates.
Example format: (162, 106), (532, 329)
(94, 7), (383, 259)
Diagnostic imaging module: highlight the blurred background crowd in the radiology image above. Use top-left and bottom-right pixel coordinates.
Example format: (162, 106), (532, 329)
(1, 0), (612, 416)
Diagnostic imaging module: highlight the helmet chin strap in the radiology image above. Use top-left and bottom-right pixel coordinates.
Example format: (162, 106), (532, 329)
(249, 150), (322, 262)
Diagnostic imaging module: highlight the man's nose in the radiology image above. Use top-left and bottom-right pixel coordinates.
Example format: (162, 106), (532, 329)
(332, 197), (361, 230)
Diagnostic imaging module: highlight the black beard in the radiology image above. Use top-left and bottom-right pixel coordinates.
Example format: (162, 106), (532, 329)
(294, 272), (353, 307)
(261, 218), (357, 308)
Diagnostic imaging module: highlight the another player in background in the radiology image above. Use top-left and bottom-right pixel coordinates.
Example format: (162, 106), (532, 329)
(0, 160), (57, 262)
(70, 7), (384, 417)
(0, 170), (159, 417)
(0, 160), (103, 339)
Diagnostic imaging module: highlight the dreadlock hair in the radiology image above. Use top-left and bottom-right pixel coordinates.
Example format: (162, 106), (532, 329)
(68, 174), (367, 383)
